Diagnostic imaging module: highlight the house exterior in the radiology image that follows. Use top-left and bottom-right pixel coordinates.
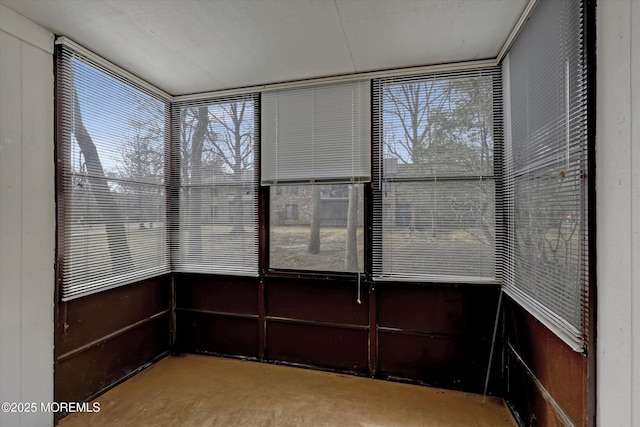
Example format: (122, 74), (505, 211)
(270, 184), (364, 227)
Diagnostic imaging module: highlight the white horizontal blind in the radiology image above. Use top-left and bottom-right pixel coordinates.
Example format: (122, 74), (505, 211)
(372, 68), (502, 282)
(261, 80), (371, 185)
(503, 0), (588, 351)
(57, 45), (170, 301)
(171, 95), (259, 275)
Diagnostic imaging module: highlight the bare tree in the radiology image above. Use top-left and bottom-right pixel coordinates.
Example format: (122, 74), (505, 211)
(383, 77), (495, 244)
(180, 106), (209, 262)
(115, 120), (165, 226)
(117, 120), (164, 182)
(384, 80), (451, 233)
(207, 101), (254, 234)
(307, 185), (322, 254)
(72, 88), (134, 271)
(445, 77), (495, 245)
(344, 184), (359, 271)
(384, 80), (451, 166)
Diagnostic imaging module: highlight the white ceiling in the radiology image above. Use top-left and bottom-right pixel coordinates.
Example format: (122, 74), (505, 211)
(0, 0), (529, 96)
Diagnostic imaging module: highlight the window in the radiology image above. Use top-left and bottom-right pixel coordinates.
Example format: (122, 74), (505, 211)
(285, 204), (299, 220)
(503, 0), (588, 351)
(171, 95), (259, 275)
(372, 68), (502, 281)
(56, 44), (170, 300)
(262, 81), (370, 273)
(270, 184), (364, 272)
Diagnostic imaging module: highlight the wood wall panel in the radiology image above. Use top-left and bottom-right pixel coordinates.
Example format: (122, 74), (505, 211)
(176, 312), (259, 358)
(377, 285), (466, 334)
(506, 356), (567, 427)
(56, 315), (169, 403)
(55, 278), (171, 406)
(266, 321), (369, 374)
(378, 332), (464, 387)
(0, 29), (24, 419)
(175, 274), (260, 358)
(265, 278), (368, 325)
(176, 274), (259, 315)
(176, 274), (501, 394)
(57, 277), (171, 356)
(376, 283), (500, 393)
(596, 1), (640, 425)
(505, 298), (588, 426)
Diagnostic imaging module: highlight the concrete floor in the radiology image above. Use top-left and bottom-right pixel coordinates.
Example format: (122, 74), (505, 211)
(58, 354), (517, 427)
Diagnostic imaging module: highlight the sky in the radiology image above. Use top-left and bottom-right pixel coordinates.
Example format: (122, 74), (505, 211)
(70, 57), (166, 176)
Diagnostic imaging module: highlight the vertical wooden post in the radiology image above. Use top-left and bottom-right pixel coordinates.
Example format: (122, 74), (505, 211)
(369, 282), (377, 377)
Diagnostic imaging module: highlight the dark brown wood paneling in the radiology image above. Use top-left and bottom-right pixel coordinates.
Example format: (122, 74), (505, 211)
(55, 277), (172, 407)
(175, 274), (259, 315)
(266, 321), (369, 374)
(56, 276), (171, 356)
(377, 283), (498, 334)
(263, 276), (369, 375)
(377, 285), (465, 334)
(174, 274), (260, 358)
(175, 274), (502, 394)
(376, 283), (500, 393)
(177, 311), (259, 358)
(258, 277), (266, 360)
(378, 332), (463, 386)
(56, 313), (169, 403)
(368, 284), (378, 377)
(265, 277), (368, 325)
(506, 353), (567, 427)
(505, 297), (588, 427)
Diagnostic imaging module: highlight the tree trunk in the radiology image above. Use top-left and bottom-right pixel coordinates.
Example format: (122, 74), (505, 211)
(231, 104), (246, 234)
(307, 185), (321, 254)
(72, 89), (134, 272)
(230, 193), (245, 235)
(187, 106), (208, 262)
(344, 184), (359, 271)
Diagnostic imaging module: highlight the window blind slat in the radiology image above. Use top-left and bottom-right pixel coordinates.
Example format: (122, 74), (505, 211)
(170, 95), (259, 275)
(57, 45), (170, 301)
(503, 0), (588, 351)
(261, 81), (371, 185)
(372, 68), (502, 281)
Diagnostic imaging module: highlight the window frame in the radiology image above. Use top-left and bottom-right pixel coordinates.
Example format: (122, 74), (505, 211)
(55, 42), (506, 299)
(170, 94), (261, 276)
(55, 43), (172, 301)
(266, 183), (366, 276)
(501, 0), (589, 352)
(371, 68), (504, 283)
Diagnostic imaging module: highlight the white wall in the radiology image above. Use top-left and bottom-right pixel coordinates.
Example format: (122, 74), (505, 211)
(0, 4), (55, 427)
(597, 0), (640, 426)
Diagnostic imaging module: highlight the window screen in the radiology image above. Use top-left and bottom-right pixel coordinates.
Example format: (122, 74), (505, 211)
(503, 0), (588, 351)
(372, 68), (503, 282)
(56, 45), (170, 300)
(269, 183), (364, 273)
(170, 95), (259, 275)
